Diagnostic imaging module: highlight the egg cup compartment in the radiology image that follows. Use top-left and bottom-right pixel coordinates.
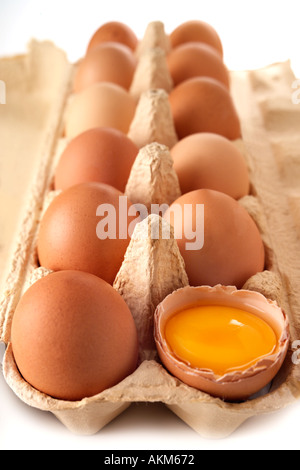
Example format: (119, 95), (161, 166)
(1, 24), (300, 439)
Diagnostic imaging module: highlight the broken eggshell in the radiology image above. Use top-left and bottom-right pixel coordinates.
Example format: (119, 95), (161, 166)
(154, 285), (290, 402)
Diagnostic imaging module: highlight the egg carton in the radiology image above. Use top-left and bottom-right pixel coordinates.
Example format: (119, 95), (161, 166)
(1, 22), (300, 439)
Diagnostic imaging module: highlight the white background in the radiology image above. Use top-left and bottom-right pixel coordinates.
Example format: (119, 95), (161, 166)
(0, 0), (299, 451)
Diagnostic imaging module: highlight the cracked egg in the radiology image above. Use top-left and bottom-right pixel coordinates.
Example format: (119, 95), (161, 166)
(154, 285), (290, 402)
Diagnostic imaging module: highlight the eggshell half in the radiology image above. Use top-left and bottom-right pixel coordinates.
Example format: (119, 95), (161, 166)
(154, 285), (290, 402)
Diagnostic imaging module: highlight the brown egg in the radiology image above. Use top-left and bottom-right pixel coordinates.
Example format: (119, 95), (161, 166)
(170, 20), (223, 58)
(11, 270), (139, 401)
(74, 43), (137, 93)
(37, 183), (139, 285)
(87, 21), (138, 53)
(54, 127), (139, 193)
(155, 285), (290, 402)
(164, 189), (265, 288)
(169, 77), (241, 141)
(171, 133), (250, 199)
(167, 42), (230, 89)
(65, 82), (137, 139)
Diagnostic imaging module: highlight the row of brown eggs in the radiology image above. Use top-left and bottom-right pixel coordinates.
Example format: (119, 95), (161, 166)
(10, 20), (285, 405)
(11, 23), (143, 402)
(66, 21), (240, 141)
(75, 20), (227, 94)
(52, 20), (264, 290)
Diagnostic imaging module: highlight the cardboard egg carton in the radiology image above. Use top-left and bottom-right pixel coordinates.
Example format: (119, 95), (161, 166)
(1, 22), (300, 439)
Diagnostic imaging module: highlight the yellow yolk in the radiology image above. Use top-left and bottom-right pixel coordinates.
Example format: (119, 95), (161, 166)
(164, 305), (277, 376)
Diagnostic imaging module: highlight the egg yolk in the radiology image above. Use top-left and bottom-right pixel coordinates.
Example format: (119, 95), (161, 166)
(164, 305), (277, 376)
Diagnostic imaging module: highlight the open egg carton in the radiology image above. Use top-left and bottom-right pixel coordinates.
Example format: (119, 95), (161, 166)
(1, 21), (300, 439)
